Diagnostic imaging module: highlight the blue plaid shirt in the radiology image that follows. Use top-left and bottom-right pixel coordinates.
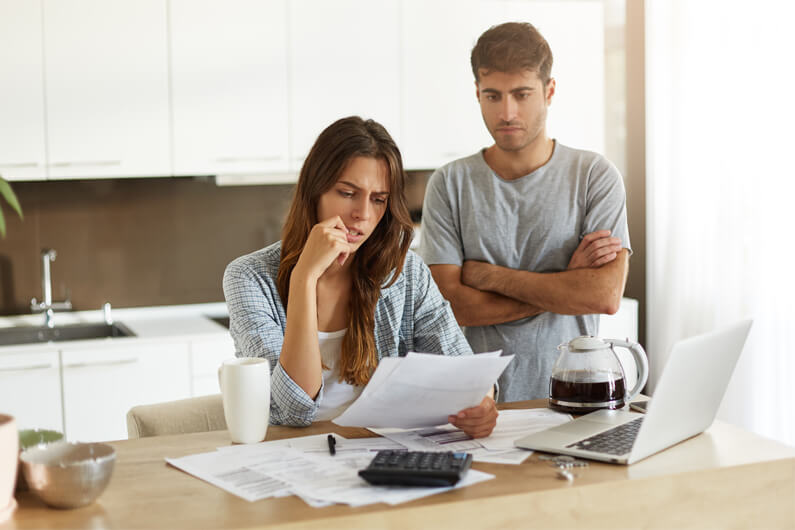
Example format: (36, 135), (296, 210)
(223, 241), (473, 426)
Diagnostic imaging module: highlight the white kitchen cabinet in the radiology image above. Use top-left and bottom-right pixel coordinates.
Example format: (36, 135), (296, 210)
(42, 0), (171, 179)
(400, 0), (503, 170)
(190, 335), (234, 397)
(501, 0), (605, 154)
(287, 0), (401, 171)
(3, 0), (608, 181)
(401, 0), (605, 170)
(0, 0), (47, 181)
(169, 0), (290, 177)
(0, 349), (63, 432)
(61, 342), (190, 442)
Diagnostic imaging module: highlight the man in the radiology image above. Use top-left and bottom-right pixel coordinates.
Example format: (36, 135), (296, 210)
(419, 22), (631, 402)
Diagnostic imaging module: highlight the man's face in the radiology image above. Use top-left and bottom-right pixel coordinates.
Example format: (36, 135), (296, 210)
(476, 69), (555, 153)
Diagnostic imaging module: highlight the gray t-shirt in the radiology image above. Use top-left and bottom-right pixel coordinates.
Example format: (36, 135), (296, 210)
(419, 141), (631, 402)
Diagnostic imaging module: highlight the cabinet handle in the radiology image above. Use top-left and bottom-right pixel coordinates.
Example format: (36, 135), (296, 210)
(0, 363), (53, 372)
(65, 358), (138, 369)
(213, 156), (282, 163)
(50, 160), (122, 168)
(0, 162), (39, 168)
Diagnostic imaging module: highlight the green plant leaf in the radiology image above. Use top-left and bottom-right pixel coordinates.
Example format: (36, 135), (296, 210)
(0, 204), (6, 239)
(0, 178), (23, 219)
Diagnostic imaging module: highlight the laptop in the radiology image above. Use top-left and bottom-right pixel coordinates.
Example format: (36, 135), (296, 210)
(515, 319), (753, 464)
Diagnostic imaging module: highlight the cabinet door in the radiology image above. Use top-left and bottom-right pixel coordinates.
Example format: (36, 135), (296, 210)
(42, 0), (170, 179)
(0, 350), (63, 432)
(170, 0), (289, 177)
(0, 0), (47, 181)
(400, 0), (504, 170)
(288, 0), (401, 171)
(190, 336), (235, 397)
(61, 342), (190, 442)
(502, 0), (605, 153)
(401, 1), (606, 169)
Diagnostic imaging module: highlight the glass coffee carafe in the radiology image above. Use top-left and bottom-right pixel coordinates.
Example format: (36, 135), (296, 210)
(549, 336), (649, 414)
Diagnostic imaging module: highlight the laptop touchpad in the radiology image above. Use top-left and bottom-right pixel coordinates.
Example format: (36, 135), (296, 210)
(546, 421), (602, 436)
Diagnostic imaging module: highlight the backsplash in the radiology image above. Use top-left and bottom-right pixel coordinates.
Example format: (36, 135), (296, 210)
(0, 178), (294, 314)
(0, 173), (430, 315)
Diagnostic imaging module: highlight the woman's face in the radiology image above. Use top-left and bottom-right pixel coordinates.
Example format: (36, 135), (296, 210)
(316, 156), (390, 253)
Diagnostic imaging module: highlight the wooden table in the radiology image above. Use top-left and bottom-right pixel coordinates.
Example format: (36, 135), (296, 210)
(5, 400), (795, 529)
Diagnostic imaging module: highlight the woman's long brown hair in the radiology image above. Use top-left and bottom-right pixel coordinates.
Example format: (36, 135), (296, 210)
(277, 116), (414, 385)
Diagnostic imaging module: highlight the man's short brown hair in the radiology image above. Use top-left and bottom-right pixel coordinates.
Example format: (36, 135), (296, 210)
(470, 22), (553, 84)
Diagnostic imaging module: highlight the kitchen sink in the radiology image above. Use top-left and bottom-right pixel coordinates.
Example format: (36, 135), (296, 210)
(208, 316), (229, 328)
(0, 322), (136, 346)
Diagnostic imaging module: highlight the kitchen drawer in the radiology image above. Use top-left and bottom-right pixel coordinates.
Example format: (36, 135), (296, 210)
(0, 349), (63, 432)
(62, 342), (190, 442)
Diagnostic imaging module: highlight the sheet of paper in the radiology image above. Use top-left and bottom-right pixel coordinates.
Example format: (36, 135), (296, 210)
(334, 351), (512, 429)
(477, 408), (573, 451)
(370, 425), (483, 452)
(216, 433), (404, 457)
(369, 410), (571, 466)
(269, 451), (495, 507)
(354, 356), (401, 399)
(369, 425), (531, 464)
(470, 448), (532, 465)
(166, 447), (296, 502)
(381, 469), (495, 505)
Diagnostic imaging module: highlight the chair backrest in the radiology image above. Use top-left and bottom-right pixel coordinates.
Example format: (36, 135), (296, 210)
(126, 394), (226, 439)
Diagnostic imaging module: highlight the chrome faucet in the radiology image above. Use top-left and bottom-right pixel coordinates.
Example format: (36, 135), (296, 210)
(103, 302), (113, 325)
(30, 248), (72, 327)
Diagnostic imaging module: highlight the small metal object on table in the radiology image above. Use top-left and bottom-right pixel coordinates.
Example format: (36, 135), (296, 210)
(537, 454), (589, 482)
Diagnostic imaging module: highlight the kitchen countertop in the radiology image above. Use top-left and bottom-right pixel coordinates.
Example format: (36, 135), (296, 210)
(0, 297), (640, 355)
(0, 302), (231, 353)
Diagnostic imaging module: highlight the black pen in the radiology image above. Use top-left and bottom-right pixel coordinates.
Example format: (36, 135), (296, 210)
(327, 434), (336, 456)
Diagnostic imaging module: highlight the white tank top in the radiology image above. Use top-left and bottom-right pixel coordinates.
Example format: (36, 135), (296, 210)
(315, 329), (364, 421)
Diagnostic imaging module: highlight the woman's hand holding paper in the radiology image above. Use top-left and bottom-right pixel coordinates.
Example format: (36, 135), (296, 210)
(448, 396), (499, 438)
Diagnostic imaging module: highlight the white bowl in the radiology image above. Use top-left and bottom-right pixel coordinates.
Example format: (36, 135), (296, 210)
(20, 441), (116, 509)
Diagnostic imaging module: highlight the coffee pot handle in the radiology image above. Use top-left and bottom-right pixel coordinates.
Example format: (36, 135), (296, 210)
(607, 339), (649, 403)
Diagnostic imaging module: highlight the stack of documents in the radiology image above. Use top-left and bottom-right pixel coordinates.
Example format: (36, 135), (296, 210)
(371, 408), (572, 465)
(165, 409), (572, 506)
(166, 434), (495, 507)
(166, 350), (571, 506)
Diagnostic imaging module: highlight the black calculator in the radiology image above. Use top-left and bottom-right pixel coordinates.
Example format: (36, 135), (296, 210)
(358, 450), (473, 487)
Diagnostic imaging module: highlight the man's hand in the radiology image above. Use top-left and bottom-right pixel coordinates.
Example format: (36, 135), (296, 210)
(448, 396), (498, 438)
(567, 230), (623, 270)
(463, 230), (623, 291)
(429, 263), (544, 327)
(462, 260), (497, 291)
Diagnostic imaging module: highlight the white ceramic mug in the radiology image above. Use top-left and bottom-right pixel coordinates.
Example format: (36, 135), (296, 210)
(217, 358), (271, 444)
(0, 414), (19, 521)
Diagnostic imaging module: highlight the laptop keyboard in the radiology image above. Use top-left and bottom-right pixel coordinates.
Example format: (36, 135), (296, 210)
(566, 417), (644, 455)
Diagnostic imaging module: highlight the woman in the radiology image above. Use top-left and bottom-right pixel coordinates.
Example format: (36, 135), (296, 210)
(223, 116), (498, 438)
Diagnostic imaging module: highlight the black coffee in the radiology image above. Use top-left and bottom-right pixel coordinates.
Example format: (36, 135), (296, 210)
(549, 372), (626, 414)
